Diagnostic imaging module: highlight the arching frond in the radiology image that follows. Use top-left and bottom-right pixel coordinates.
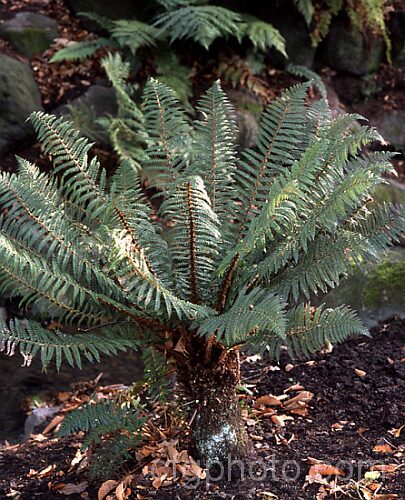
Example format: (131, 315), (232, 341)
(0, 319), (138, 370)
(142, 78), (192, 189)
(191, 80), (238, 226)
(161, 176), (221, 304)
(197, 288), (286, 346)
(154, 5), (240, 49)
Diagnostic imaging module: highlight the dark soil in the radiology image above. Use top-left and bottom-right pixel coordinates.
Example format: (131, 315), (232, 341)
(0, 318), (403, 499)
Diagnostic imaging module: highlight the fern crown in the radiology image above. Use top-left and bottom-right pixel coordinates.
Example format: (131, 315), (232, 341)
(0, 73), (403, 370)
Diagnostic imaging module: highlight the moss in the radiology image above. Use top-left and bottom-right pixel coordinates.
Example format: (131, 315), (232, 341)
(363, 260), (405, 308)
(238, 100), (263, 120)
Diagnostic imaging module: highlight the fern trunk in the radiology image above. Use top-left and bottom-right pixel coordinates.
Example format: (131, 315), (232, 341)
(175, 336), (248, 466)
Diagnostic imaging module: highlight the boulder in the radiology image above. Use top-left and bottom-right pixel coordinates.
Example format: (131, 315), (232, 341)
(323, 16), (384, 75)
(352, 101), (405, 150)
(320, 248), (405, 327)
(0, 12), (58, 58)
(259, 2), (315, 68)
(0, 54), (43, 156)
(66, 0), (143, 22)
(227, 90), (262, 150)
(56, 84), (118, 147)
(388, 9), (405, 67)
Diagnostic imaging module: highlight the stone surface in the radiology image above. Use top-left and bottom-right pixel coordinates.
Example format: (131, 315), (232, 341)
(321, 247), (405, 327)
(323, 16), (384, 75)
(0, 12), (58, 58)
(352, 102), (405, 150)
(260, 2), (315, 67)
(56, 84), (118, 146)
(67, 0), (143, 31)
(0, 54), (43, 156)
(227, 90), (261, 150)
(388, 9), (405, 67)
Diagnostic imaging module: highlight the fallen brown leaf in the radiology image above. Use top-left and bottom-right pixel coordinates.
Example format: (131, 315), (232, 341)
(255, 395), (283, 408)
(371, 464), (399, 473)
(57, 482), (88, 495)
(354, 369), (366, 377)
(271, 414), (294, 427)
(308, 464), (344, 476)
(373, 444), (393, 454)
(98, 480), (118, 500)
(43, 415), (64, 434)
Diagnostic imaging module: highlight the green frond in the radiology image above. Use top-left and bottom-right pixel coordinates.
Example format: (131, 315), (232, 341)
(287, 63), (327, 98)
(191, 80), (238, 226)
(160, 176), (221, 304)
(58, 399), (145, 448)
(154, 5), (241, 49)
(155, 52), (193, 106)
(110, 19), (158, 54)
(142, 346), (171, 400)
(50, 38), (111, 63)
(0, 319), (138, 370)
(267, 304), (368, 360)
(101, 53), (149, 173)
(197, 288), (286, 347)
(239, 15), (286, 56)
(29, 112), (107, 224)
(89, 435), (134, 480)
(142, 78), (192, 188)
(294, 0), (315, 25)
(234, 82), (311, 235)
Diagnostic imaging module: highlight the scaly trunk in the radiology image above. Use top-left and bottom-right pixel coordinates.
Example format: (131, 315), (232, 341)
(174, 335), (248, 466)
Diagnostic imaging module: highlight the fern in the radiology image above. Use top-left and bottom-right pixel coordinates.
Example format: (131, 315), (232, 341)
(239, 15), (286, 56)
(154, 5), (241, 49)
(2, 77), (403, 466)
(50, 38), (111, 62)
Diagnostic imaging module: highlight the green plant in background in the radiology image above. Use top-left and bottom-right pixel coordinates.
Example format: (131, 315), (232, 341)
(0, 77), (403, 470)
(295, 0), (392, 57)
(51, 0), (287, 63)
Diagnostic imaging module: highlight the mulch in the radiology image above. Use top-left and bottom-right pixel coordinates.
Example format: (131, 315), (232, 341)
(0, 317), (403, 499)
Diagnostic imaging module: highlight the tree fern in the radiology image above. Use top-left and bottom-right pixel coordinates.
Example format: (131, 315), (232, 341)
(1, 78), (403, 466)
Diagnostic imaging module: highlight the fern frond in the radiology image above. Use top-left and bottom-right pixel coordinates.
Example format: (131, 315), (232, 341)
(154, 5), (241, 49)
(161, 176), (221, 304)
(58, 399), (145, 448)
(29, 112), (107, 224)
(110, 19), (158, 54)
(267, 304), (368, 360)
(191, 80), (237, 226)
(294, 0), (315, 25)
(239, 15), (286, 56)
(197, 288), (286, 346)
(234, 82), (311, 235)
(142, 78), (192, 188)
(0, 319), (138, 370)
(287, 63), (327, 98)
(50, 38), (111, 63)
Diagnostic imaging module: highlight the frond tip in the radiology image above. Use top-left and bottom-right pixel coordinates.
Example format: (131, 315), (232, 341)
(0, 319), (138, 370)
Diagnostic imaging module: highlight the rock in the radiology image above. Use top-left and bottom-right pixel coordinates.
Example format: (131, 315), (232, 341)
(67, 0), (144, 31)
(259, 1), (315, 68)
(0, 12), (58, 58)
(323, 16), (384, 75)
(352, 101), (405, 150)
(227, 90), (262, 150)
(56, 84), (118, 147)
(388, 9), (405, 67)
(372, 181), (405, 207)
(0, 54), (43, 156)
(321, 248), (405, 327)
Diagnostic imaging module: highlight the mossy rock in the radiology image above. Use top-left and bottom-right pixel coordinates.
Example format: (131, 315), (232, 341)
(322, 15), (384, 75)
(0, 12), (58, 58)
(363, 259), (405, 309)
(321, 248), (405, 327)
(0, 54), (43, 156)
(372, 182), (405, 207)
